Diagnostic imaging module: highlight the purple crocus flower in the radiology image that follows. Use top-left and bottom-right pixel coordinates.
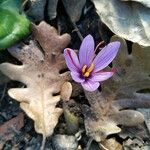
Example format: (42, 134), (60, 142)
(64, 35), (120, 92)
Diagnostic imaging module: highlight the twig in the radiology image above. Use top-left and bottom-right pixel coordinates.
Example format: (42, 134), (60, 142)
(85, 137), (93, 150)
(20, 0), (29, 13)
(98, 143), (109, 150)
(94, 41), (104, 52)
(40, 136), (46, 150)
(72, 22), (83, 41)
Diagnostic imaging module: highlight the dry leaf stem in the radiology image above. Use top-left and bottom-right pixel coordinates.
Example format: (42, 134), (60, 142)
(40, 136), (46, 150)
(72, 22), (83, 41)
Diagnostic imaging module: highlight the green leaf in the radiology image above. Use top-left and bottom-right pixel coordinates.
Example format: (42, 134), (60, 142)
(0, 0), (22, 11)
(0, 0), (30, 50)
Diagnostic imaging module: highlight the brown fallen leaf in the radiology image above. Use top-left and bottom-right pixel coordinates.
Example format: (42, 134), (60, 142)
(93, 0), (150, 46)
(62, 0), (86, 22)
(26, 0), (86, 22)
(52, 134), (78, 150)
(0, 71), (10, 85)
(83, 36), (149, 142)
(60, 82), (72, 101)
(26, 0), (46, 21)
(137, 109), (150, 134)
(123, 138), (144, 150)
(0, 112), (24, 149)
(119, 124), (150, 140)
(0, 21), (71, 143)
(100, 138), (122, 150)
(103, 35), (150, 102)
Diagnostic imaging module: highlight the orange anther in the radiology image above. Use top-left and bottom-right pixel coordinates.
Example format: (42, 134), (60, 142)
(82, 65), (87, 74)
(82, 63), (94, 77)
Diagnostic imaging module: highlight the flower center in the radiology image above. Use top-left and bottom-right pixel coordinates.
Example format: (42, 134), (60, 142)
(82, 63), (94, 77)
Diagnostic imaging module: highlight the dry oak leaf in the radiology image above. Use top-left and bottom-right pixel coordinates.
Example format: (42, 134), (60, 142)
(0, 21), (71, 138)
(0, 113), (24, 149)
(83, 36), (149, 142)
(27, 0), (86, 22)
(102, 35), (150, 106)
(93, 0), (150, 46)
(101, 138), (122, 150)
(83, 91), (144, 142)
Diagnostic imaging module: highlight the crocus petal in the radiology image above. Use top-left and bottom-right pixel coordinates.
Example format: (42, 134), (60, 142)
(71, 72), (85, 83)
(79, 34), (95, 67)
(93, 42), (120, 72)
(64, 48), (80, 72)
(91, 71), (114, 82)
(81, 80), (100, 92)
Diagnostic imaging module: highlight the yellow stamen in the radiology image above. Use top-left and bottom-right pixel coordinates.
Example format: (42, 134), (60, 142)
(81, 63), (94, 77)
(84, 72), (90, 77)
(82, 65), (87, 74)
(87, 63), (94, 74)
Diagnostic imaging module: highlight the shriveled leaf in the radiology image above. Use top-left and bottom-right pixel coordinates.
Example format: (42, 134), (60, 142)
(26, 0), (58, 21)
(26, 0), (46, 21)
(101, 138), (122, 150)
(63, 101), (79, 134)
(0, 21), (71, 138)
(83, 36), (149, 142)
(93, 0), (150, 46)
(47, 0), (59, 20)
(138, 108), (150, 133)
(0, 71), (10, 85)
(119, 124), (150, 140)
(123, 138), (144, 150)
(61, 83), (79, 134)
(0, 113), (24, 149)
(61, 82), (72, 101)
(122, 0), (150, 7)
(52, 134), (78, 150)
(62, 0), (86, 22)
(83, 91), (144, 142)
(103, 36), (150, 102)
(26, 0), (85, 22)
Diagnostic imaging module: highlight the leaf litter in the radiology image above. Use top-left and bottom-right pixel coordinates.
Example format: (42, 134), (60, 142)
(82, 35), (150, 148)
(0, 112), (24, 149)
(93, 0), (150, 46)
(0, 0), (150, 149)
(0, 21), (71, 149)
